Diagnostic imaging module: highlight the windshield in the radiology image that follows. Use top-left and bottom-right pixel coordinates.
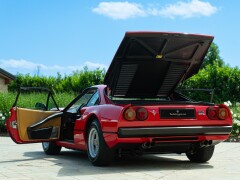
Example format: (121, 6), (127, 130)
(68, 89), (98, 113)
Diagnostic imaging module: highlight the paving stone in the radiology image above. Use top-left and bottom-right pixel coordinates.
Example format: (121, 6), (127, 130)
(1, 137), (240, 179)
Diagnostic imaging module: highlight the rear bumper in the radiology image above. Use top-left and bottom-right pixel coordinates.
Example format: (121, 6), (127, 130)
(118, 126), (232, 138)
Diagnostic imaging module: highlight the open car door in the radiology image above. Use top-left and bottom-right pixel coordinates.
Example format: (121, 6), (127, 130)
(6, 87), (62, 144)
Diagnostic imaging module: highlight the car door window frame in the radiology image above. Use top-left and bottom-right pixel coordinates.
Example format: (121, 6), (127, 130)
(12, 87), (59, 111)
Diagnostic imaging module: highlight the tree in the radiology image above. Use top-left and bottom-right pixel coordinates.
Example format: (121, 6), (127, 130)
(201, 42), (224, 69)
(182, 64), (240, 103)
(181, 42), (240, 103)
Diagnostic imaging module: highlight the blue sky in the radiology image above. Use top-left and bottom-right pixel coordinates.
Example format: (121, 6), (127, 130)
(0, 0), (239, 76)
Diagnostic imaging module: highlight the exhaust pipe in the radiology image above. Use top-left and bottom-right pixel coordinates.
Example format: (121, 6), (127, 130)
(208, 140), (212, 145)
(204, 140), (208, 146)
(202, 140), (213, 146)
(142, 142), (152, 149)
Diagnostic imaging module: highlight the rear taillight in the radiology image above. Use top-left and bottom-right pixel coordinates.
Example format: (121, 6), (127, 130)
(123, 107), (148, 121)
(207, 107), (229, 120)
(207, 107), (217, 119)
(123, 108), (136, 121)
(218, 108), (228, 120)
(136, 108), (148, 121)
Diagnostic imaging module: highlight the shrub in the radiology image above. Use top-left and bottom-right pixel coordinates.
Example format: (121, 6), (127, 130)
(0, 92), (15, 132)
(182, 63), (240, 104)
(8, 67), (106, 93)
(227, 101), (240, 137)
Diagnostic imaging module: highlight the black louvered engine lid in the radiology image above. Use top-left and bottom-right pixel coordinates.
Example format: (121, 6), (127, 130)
(104, 32), (213, 98)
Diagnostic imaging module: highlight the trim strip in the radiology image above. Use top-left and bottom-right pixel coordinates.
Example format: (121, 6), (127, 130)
(118, 126), (232, 138)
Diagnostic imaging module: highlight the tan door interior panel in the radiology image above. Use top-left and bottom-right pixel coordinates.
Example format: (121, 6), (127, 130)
(17, 107), (61, 141)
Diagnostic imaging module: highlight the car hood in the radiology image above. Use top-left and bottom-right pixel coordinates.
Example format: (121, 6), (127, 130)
(104, 32), (213, 98)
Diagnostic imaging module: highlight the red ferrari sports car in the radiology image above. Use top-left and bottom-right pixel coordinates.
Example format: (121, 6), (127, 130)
(6, 32), (232, 166)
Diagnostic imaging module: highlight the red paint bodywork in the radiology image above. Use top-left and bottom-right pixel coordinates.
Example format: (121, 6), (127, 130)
(7, 85), (232, 151)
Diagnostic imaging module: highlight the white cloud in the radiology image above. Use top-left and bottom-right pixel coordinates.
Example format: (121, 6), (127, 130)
(0, 59), (62, 70)
(67, 61), (107, 71)
(0, 59), (45, 70)
(0, 59), (107, 76)
(157, 0), (218, 19)
(92, 1), (146, 20)
(84, 61), (108, 69)
(92, 0), (218, 19)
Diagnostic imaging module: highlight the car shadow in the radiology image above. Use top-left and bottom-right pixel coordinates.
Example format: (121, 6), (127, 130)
(23, 149), (213, 177)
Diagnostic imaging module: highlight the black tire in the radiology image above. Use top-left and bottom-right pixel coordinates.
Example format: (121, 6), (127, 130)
(42, 142), (62, 155)
(87, 119), (114, 166)
(186, 145), (215, 163)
